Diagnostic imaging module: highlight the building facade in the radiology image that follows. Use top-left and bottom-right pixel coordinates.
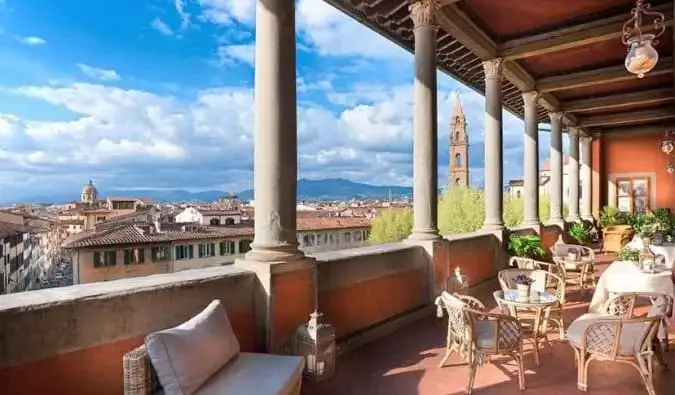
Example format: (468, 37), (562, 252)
(449, 91), (469, 188)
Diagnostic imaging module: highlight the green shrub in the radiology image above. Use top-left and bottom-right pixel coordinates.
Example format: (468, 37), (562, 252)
(568, 221), (591, 244)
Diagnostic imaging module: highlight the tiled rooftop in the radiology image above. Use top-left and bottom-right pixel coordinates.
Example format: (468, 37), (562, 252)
(303, 256), (675, 395)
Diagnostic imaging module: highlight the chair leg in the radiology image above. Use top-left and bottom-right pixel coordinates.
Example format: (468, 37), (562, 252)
(439, 338), (456, 368)
(513, 352), (526, 391)
(580, 357), (592, 391)
(465, 352), (479, 395)
(635, 357), (656, 395)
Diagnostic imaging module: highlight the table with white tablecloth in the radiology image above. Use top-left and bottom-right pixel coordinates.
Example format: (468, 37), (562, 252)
(589, 260), (674, 340)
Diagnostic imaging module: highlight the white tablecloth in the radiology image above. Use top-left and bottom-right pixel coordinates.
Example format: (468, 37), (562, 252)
(589, 260), (674, 340)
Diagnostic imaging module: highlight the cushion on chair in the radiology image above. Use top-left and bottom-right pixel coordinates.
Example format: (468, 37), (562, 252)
(145, 300), (241, 395)
(195, 353), (304, 395)
(567, 313), (651, 355)
(473, 320), (498, 350)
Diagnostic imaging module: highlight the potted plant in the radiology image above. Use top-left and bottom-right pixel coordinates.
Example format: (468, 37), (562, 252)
(513, 274), (534, 297)
(639, 225), (654, 246)
(620, 247), (640, 263)
(568, 222), (591, 245)
(508, 234), (545, 259)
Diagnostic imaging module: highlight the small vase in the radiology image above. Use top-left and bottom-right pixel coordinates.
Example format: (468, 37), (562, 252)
(516, 283), (530, 297)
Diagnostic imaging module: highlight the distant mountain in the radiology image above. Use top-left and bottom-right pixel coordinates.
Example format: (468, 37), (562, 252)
(238, 178), (412, 201)
(1, 179), (412, 205)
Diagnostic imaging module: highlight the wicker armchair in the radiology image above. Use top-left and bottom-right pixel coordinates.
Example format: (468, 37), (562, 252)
(550, 244), (596, 291)
(568, 315), (660, 394)
(436, 292), (526, 395)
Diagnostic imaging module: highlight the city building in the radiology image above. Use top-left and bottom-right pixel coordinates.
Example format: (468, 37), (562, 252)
(63, 216), (371, 284)
(0, 211), (60, 294)
(174, 207), (242, 226)
(506, 155), (578, 207)
(448, 91), (470, 187)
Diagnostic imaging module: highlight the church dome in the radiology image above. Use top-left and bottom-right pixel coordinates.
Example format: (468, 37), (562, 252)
(81, 180), (99, 203)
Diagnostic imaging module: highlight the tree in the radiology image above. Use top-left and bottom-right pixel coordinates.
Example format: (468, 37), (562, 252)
(438, 187), (484, 234)
(368, 207), (413, 244)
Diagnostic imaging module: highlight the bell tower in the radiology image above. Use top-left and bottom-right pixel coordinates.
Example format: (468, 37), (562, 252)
(449, 91), (469, 188)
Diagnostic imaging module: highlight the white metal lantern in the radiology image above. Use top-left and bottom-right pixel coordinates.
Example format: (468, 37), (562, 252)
(294, 311), (335, 381)
(621, 0), (666, 78)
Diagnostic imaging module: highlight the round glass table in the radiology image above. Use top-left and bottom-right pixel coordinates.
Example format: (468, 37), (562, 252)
(494, 289), (558, 366)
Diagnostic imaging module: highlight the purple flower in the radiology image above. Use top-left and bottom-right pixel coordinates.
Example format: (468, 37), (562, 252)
(513, 274), (534, 285)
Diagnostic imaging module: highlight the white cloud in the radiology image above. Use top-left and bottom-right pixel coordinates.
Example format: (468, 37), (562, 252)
(151, 17), (175, 36)
(15, 36), (47, 45)
(76, 63), (121, 81)
(197, 0), (255, 25)
(174, 0), (190, 30)
(216, 44), (255, 66)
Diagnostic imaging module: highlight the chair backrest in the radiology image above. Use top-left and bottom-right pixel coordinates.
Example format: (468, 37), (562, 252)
(604, 292), (673, 319)
(583, 316), (660, 359)
(439, 291), (472, 345)
(509, 256), (535, 269)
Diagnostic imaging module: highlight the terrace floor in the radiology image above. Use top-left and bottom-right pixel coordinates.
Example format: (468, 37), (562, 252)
(303, 254), (675, 395)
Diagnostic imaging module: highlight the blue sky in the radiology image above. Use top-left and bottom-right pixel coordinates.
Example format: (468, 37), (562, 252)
(0, 0), (568, 203)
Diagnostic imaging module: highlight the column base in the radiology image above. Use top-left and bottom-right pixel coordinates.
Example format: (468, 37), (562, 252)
(245, 243), (305, 263)
(566, 215), (581, 223)
(581, 215), (594, 222)
(234, 255), (316, 353)
(408, 229), (442, 241)
(521, 220), (541, 227)
(482, 222), (505, 231)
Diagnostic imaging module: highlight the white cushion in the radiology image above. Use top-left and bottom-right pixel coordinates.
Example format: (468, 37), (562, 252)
(195, 353), (304, 395)
(145, 300), (241, 395)
(474, 320), (498, 350)
(567, 313), (650, 356)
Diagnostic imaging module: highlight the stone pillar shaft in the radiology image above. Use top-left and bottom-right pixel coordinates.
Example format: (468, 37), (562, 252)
(548, 112), (564, 222)
(410, 0), (440, 240)
(522, 91), (540, 226)
(567, 129), (581, 222)
(248, 0), (303, 262)
(482, 59), (504, 230)
(580, 136), (593, 220)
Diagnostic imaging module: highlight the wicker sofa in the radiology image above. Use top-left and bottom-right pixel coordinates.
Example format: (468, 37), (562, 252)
(602, 225), (634, 253)
(123, 300), (304, 395)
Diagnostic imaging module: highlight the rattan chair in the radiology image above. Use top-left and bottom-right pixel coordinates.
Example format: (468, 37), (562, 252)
(568, 315), (660, 394)
(550, 244), (596, 291)
(436, 292), (526, 395)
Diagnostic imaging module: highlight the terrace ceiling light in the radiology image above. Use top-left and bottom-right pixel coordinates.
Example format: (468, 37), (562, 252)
(662, 130), (674, 156)
(622, 0), (666, 78)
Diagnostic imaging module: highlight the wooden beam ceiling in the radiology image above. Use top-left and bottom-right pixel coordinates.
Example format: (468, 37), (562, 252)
(536, 57), (674, 92)
(437, 4), (577, 125)
(577, 107), (675, 127)
(498, 4), (673, 60)
(562, 88), (675, 112)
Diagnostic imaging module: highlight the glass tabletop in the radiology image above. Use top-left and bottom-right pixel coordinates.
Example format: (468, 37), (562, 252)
(496, 289), (558, 306)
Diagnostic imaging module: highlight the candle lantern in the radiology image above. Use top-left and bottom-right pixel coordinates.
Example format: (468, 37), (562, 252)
(294, 311), (335, 381)
(638, 247), (656, 273)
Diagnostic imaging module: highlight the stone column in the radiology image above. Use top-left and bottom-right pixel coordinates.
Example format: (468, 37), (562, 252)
(247, 0), (303, 262)
(409, 0), (440, 240)
(522, 91), (540, 226)
(482, 58), (504, 230)
(567, 128), (581, 222)
(580, 136), (593, 221)
(548, 112), (564, 224)
(237, 0), (315, 353)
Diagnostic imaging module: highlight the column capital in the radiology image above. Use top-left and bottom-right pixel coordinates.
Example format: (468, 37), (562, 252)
(568, 127), (581, 138)
(482, 58), (503, 80)
(548, 111), (565, 123)
(522, 91), (539, 107)
(410, 0), (439, 31)
(580, 135), (592, 144)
